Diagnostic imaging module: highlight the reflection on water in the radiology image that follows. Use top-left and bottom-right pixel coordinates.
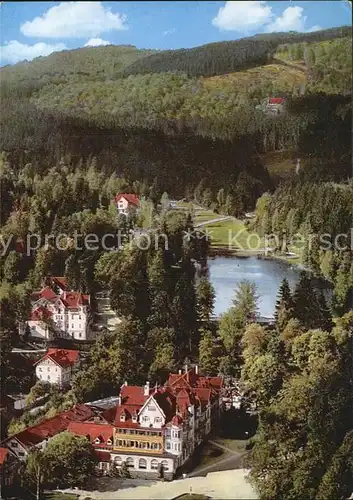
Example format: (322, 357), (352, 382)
(208, 256), (302, 318)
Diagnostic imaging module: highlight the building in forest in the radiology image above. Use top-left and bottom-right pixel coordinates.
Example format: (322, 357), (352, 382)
(19, 276), (92, 341)
(115, 193), (140, 216)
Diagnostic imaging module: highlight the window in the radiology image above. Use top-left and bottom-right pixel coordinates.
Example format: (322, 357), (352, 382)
(139, 458), (147, 470)
(142, 415), (149, 423)
(154, 416), (162, 423)
(79, 315), (81, 319)
(79, 333), (82, 338)
(106, 438), (112, 446)
(132, 415), (137, 423)
(94, 437), (101, 444)
(11, 442), (18, 448)
(47, 367), (50, 371)
(151, 459), (158, 470)
(161, 460), (169, 471)
(166, 442), (171, 450)
(47, 375), (50, 380)
(120, 414), (125, 422)
(125, 458), (134, 468)
(114, 456), (122, 466)
(18, 452), (25, 457)
(38, 367), (42, 372)
(165, 429), (171, 437)
(148, 405), (156, 411)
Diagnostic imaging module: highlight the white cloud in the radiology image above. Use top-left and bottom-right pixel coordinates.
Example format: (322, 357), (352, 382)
(0, 40), (67, 64)
(307, 24), (322, 33)
(20, 1), (127, 39)
(85, 38), (111, 47)
(162, 28), (176, 36)
(212, 1), (273, 32)
(265, 6), (306, 32)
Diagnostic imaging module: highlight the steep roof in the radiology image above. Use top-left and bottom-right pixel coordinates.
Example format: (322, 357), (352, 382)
(268, 97), (285, 105)
(45, 276), (69, 291)
(7, 404), (93, 449)
(34, 348), (79, 368)
(0, 447), (9, 464)
(61, 291), (89, 308)
(31, 286), (58, 302)
(115, 193), (140, 207)
(67, 422), (114, 444)
(120, 385), (148, 406)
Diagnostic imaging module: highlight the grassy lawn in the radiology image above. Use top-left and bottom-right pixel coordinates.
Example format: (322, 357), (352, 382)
(173, 495), (210, 500)
(212, 437), (249, 453)
(194, 210), (221, 225)
(205, 219), (264, 251)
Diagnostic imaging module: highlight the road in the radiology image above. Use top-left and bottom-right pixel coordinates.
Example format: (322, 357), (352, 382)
(188, 440), (244, 478)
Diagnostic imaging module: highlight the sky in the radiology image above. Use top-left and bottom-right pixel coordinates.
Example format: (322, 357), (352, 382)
(1, 1), (352, 65)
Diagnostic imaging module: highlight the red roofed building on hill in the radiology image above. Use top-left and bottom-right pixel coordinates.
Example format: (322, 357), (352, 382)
(2, 404), (94, 462)
(20, 276), (92, 341)
(34, 348), (80, 387)
(1, 367), (223, 480)
(67, 365), (223, 478)
(115, 193), (140, 216)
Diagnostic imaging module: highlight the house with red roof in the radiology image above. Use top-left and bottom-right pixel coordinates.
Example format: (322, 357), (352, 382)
(2, 404), (93, 462)
(0, 447), (17, 493)
(1, 367), (223, 480)
(115, 193), (140, 216)
(21, 276), (91, 341)
(34, 348), (80, 387)
(67, 366), (223, 478)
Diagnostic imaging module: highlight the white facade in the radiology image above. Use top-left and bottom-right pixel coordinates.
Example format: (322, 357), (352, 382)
(35, 357), (72, 387)
(101, 452), (175, 476)
(25, 296), (91, 341)
(138, 394), (166, 430)
(117, 197), (130, 215)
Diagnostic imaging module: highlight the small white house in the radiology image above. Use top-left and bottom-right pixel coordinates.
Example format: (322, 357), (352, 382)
(34, 348), (80, 388)
(115, 193), (140, 215)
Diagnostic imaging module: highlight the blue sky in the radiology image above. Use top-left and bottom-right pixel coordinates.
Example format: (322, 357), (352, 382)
(1, 1), (352, 65)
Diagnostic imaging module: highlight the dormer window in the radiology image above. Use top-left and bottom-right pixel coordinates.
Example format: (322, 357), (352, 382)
(132, 414), (137, 423)
(94, 437), (101, 444)
(120, 413), (125, 422)
(107, 438), (112, 446)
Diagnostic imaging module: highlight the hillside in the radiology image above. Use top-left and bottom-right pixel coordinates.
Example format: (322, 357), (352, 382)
(0, 44), (156, 85)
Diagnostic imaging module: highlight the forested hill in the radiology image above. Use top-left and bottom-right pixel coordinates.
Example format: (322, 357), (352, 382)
(120, 26), (351, 78)
(0, 25), (351, 205)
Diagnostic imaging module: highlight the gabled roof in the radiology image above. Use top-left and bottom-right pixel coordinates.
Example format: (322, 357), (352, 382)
(0, 447), (9, 464)
(34, 348), (79, 368)
(67, 422), (114, 444)
(31, 286), (58, 302)
(30, 306), (53, 321)
(268, 97), (285, 105)
(115, 193), (140, 207)
(45, 276), (69, 291)
(120, 385), (148, 406)
(6, 404), (93, 449)
(60, 291), (89, 308)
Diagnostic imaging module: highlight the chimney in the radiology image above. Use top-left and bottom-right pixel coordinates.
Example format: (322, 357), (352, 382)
(178, 369), (182, 375)
(195, 364), (198, 375)
(124, 380), (128, 386)
(117, 395), (121, 405)
(144, 381), (150, 396)
(184, 363), (188, 374)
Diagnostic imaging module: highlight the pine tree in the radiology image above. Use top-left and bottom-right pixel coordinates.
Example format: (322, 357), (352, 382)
(274, 278), (294, 332)
(317, 292), (334, 332)
(292, 272), (321, 330)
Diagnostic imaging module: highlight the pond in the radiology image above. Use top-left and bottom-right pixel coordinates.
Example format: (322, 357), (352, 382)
(208, 256), (302, 318)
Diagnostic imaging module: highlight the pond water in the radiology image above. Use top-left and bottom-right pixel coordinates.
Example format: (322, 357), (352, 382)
(208, 256), (302, 318)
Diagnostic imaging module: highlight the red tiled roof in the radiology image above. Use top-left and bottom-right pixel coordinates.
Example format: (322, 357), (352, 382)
(268, 97), (285, 105)
(120, 385), (147, 406)
(32, 286), (58, 302)
(0, 447), (9, 465)
(61, 292), (89, 308)
(8, 404), (93, 449)
(47, 276), (69, 291)
(30, 306), (53, 321)
(114, 404), (141, 428)
(171, 415), (183, 426)
(115, 193), (140, 207)
(67, 422), (114, 444)
(34, 348), (79, 368)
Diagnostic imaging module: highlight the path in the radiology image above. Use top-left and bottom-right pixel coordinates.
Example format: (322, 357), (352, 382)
(58, 468), (258, 499)
(194, 216), (234, 228)
(188, 440), (244, 478)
